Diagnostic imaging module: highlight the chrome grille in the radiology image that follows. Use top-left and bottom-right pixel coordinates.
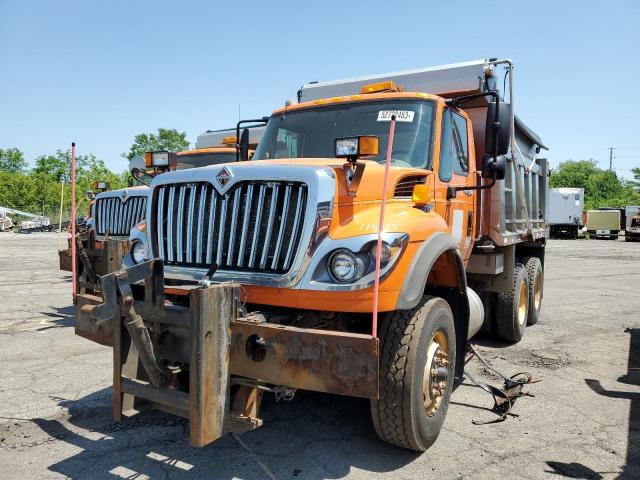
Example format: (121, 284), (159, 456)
(155, 181), (307, 273)
(95, 196), (146, 237)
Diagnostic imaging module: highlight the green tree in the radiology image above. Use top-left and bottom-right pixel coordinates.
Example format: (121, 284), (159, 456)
(548, 159), (600, 191)
(122, 128), (189, 161)
(0, 147), (28, 173)
(631, 167), (640, 189)
(32, 150), (71, 182)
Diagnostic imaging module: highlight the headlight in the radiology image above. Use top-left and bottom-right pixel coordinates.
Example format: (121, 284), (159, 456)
(131, 241), (146, 264)
(328, 249), (366, 283)
(368, 241), (392, 264)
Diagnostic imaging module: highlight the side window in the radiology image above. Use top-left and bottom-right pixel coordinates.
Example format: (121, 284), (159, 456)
(439, 109), (469, 181)
(451, 111), (469, 175)
(439, 109), (453, 182)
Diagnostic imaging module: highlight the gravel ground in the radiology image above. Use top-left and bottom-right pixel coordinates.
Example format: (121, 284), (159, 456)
(0, 232), (638, 479)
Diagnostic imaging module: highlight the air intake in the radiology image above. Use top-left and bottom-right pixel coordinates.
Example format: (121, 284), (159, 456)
(394, 176), (427, 198)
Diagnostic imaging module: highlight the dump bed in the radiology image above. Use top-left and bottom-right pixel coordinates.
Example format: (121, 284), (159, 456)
(299, 58), (548, 246)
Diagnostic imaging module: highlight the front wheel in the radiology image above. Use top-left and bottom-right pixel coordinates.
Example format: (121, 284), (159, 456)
(371, 296), (456, 451)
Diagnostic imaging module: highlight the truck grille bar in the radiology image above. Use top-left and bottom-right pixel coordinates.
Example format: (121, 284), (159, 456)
(154, 181), (308, 274)
(95, 196), (146, 237)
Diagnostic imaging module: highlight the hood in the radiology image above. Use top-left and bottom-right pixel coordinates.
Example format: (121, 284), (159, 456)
(95, 185), (149, 201)
(150, 158), (428, 204)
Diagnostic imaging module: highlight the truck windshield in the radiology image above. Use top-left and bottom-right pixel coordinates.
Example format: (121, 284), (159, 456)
(176, 153), (236, 170)
(253, 99), (435, 169)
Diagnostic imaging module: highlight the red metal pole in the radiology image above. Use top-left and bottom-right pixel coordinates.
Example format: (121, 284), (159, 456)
(70, 142), (77, 299)
(372, 116), (396, 337)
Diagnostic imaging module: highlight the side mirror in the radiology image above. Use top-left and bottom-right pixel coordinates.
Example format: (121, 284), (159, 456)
(128, 155), (146, 174)
(485, 101), (512, 157)
(239, 128), (250, 161)
(482, 154), (506, 180)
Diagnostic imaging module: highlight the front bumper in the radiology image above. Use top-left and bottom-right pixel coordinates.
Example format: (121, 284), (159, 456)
(75, 260), (380, 446)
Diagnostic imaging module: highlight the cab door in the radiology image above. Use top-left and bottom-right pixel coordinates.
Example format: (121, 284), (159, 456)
(435, 107), (476, 261)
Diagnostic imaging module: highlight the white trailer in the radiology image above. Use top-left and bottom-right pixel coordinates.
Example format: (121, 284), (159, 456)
(548, 188), (584, 239)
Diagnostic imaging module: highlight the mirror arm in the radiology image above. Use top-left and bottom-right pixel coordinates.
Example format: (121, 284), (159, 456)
(235, 117), (269, 162)
(131, 168), (150, 187)
(445, 90), (502, 200)
(446, 89), (501, 163)
(446, 170), (497, 200)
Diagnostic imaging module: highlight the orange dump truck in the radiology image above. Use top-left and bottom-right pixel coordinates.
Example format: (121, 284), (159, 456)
(75, 59), (548, 451)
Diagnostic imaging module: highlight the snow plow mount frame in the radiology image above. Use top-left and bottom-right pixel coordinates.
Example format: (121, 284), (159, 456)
(75, 259), (380, 447)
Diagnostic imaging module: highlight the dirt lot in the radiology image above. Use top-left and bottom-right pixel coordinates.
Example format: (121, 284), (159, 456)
(0, 232), (638, 479)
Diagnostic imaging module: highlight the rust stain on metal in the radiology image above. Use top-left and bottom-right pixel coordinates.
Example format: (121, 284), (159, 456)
(230, 321), (379, 399)
(75, 293), (114, 347)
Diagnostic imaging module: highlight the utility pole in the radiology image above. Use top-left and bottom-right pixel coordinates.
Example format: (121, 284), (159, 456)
(608, 147), (615, 171)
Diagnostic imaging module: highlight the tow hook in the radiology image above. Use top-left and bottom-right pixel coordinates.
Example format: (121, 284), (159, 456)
(245, 334), (267, 362)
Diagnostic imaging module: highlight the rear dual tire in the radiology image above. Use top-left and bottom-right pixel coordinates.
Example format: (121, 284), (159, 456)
(523, 257), (543, 326)
(495, 264), (529, 342)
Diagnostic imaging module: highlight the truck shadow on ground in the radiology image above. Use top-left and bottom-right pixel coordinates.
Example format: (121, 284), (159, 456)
(546, 327), (640, 480)
(38, 305), (76, 330)
(544, 461), (606, 479)
(33, 388), (419, 479)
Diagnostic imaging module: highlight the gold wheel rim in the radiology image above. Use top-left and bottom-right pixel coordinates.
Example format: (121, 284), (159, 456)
(423, 330), (449, 417)
(533, 271), (542, 311)
(518, 280), (528, 326)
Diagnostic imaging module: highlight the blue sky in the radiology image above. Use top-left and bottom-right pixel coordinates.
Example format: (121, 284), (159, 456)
(1, 0), (639, 177)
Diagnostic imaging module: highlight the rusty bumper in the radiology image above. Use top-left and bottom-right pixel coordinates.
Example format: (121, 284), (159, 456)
(75, 260), (379, 446)
(60, 231), (128, 295)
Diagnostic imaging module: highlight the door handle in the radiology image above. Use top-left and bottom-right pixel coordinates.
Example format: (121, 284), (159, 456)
(467, 210), (473, 236)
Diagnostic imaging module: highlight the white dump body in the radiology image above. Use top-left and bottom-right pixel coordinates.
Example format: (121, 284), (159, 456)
(195, 126), (265, 149)
(548, 188), (584, 226)
(299, 59), (491, 103)
(299, 58), (548, 247)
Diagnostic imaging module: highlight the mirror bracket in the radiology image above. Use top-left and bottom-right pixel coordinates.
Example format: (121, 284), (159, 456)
(235, 117), (269, 162)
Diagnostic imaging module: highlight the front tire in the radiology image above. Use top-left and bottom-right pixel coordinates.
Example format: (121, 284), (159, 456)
(371, 296), (456, 451)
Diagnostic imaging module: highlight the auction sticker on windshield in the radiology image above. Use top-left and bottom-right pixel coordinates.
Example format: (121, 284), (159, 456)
(377, 110), (414, 122)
